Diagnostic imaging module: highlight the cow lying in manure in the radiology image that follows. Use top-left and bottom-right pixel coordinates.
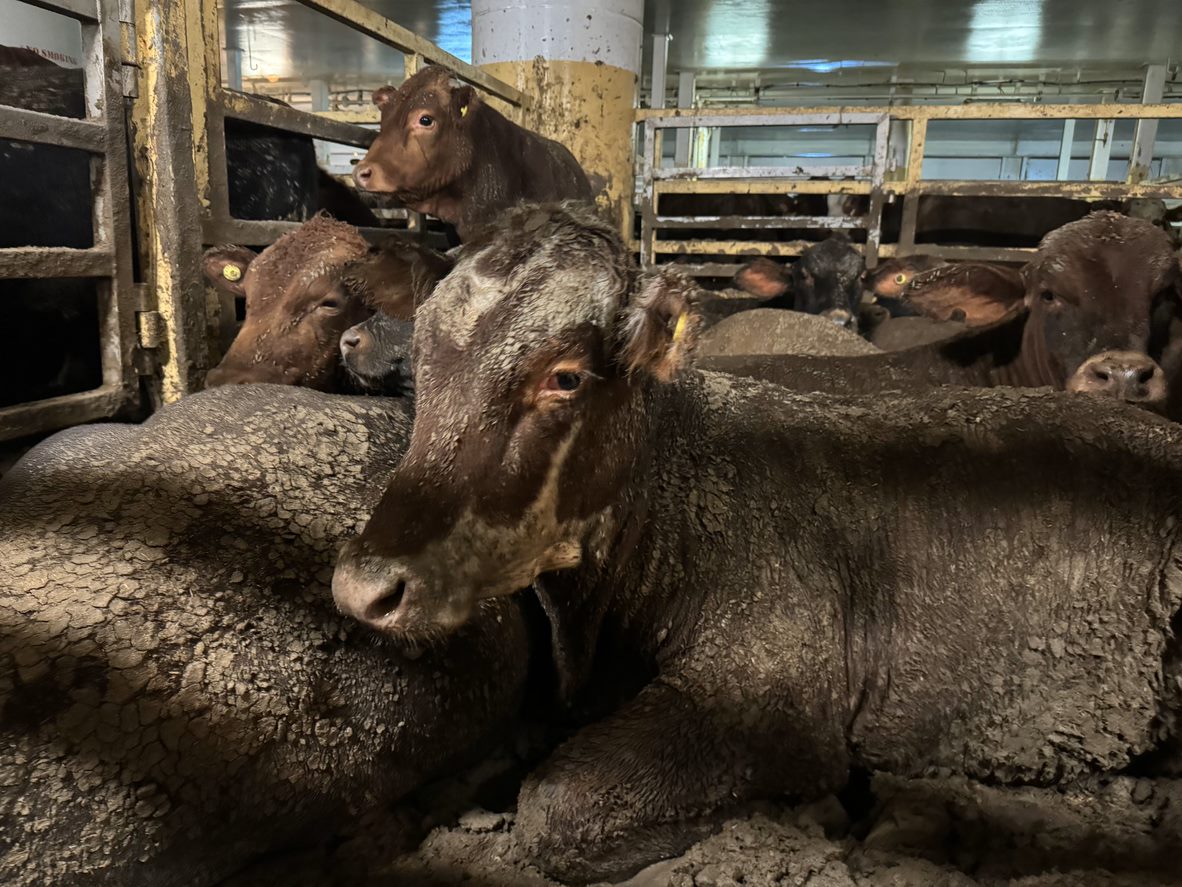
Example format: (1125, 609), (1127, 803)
(704, 211), (1182, 418)
(202, 215), (451, 390)
(0, 385), (527, 886)
(333, 202), (1182, 883)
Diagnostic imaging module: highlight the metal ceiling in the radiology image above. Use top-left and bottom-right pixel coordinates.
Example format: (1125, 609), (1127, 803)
(220, 0), (1181, 89)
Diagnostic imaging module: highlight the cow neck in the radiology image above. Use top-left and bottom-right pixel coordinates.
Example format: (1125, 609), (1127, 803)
(530, 379), (697, 708)
(908, 308), (1040, 389)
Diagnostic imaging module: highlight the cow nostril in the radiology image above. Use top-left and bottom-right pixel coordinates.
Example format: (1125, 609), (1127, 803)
(365, 579), (406, 621)
(1094, 369), (1110, 383)
(341, 332), (361, 351)
(1138, 367), (1156, 384)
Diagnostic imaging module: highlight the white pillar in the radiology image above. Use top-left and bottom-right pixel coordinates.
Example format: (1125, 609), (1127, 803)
(472, 0), (645, 236)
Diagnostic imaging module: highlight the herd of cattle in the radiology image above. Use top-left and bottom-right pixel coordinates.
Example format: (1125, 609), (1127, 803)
(2, 60), (1182, 886)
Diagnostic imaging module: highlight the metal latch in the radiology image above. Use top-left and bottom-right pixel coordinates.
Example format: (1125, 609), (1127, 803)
(137, 310), (165, 351)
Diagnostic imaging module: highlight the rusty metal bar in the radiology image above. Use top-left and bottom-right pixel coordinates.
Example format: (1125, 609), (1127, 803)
(0, 386), (126, 440)
(220, 90), (375, 148)
(20, 0), (98, 22)
(0, 105), (106, 151)
(648, 110), (888, 128)
(0, 247), (114, 278)
(654, 215), (866, 230)
(887, 245), (1037, 263)
(911, 179), (1182, 199)
(294, 0), (529, 108)
(637, 103), (1182, 122)
(133, 0), (213, 402)
(653, 164), (869, 180)
(656, 179), (874, 195)
(1129, 64), (1168, 184)
(652, 239), (873, 257)
(864, 114), (891, 269)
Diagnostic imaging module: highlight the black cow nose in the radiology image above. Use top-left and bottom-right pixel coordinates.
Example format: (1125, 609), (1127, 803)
(1069, 351), (1166, 405)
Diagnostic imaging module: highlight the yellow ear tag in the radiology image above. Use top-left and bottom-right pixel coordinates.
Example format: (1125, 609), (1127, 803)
(460, 104), (469, 117)
(222, 264), (242, 282)
(672, 311), (688, 343)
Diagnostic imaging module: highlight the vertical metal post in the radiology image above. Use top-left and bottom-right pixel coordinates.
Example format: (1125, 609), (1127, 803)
(999, 156), (1022, 180)
(132, 0), (213, 402)
(310, 78), (332, 169)
(1055, 119), (1076, 180)
(1129, 63), (1167, 184)
(864, 114), (891, 269)
(224, 1), (243, 91)
(639, 118), (657, 267)
(674, 70), (694, 167)
(650, 34), (668, 109)
(898, 116), (927, 255)
(1088, 118), (1115, 181)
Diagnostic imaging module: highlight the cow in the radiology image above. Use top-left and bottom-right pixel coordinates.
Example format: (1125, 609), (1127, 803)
(875, 261), (1026, 326)
(707, 212), (1182, 416)
(696, 308), (881, 358)
(733, 234), (865, 328)
(330, 202), (1182, 883)
(0, 384), (527, 885)
(202, 217), (451, 390)
(352, 65), (593, 241)
(863, 255), (948, 300)
(340, 312), (416, 395)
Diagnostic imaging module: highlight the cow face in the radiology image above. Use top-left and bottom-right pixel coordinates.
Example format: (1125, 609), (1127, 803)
(1021, 211), (1181, 409)
(204, 220), (451, 391)
(353, 65), (476, 199)
(203, 216), (372, 389)
(340, 312), (416, 396)
(791, 235), (865, 329)
(332, 204), (699, 643)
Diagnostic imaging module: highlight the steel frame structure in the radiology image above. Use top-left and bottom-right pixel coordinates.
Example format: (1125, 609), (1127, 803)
(636, 102), (1182, 276)
(0, 0), (138, 440)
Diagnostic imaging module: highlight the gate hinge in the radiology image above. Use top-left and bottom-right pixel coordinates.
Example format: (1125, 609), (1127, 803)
(119, 0), (139, 99)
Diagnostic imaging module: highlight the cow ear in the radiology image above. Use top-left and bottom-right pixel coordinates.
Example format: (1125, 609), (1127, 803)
(372, 85), (398, 109)
(345, 240), (454, 320)
(618, 268), (701, 382)
(733, 257), (790, 300)
(202, 245), (256, 296)
(451, 84), (476, 120)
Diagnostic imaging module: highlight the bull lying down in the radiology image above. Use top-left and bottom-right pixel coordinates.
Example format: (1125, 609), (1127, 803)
(332, 203), (1182, 883)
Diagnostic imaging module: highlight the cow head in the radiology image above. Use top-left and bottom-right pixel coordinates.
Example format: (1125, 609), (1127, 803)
(1021, 211), (1181, 410)
(863, 255), (947, 301)
(332, 203), (699, 643)
(340, 312), (416, 396)
(353, 65), (476, 199)
(733, 235), (864, 329)
(203, 217), (451, 390)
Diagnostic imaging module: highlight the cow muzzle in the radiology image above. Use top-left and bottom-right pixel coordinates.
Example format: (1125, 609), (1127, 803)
(1067, 350), (1167, 408)
(332, 538), (476, 640)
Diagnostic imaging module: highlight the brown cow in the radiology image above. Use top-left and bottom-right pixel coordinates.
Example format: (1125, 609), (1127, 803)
(331, 203), (1182, 882)
(353, 65), (592, 241)
(202, 215), (451, 390)
(704, 212), (1182, 415)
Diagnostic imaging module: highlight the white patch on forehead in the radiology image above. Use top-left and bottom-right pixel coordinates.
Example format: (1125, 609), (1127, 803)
(422, 238), (622, 351)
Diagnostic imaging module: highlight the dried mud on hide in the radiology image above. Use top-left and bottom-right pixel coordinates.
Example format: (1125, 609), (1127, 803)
(222, 761), (1182, 887)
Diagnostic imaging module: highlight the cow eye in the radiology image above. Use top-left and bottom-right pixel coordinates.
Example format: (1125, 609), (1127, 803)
(318, 298), (342, 313)
(1040, 290), (1057, 304)
(546, 371), (583, 392)
(418, 114), (434, 128)
(894, 273), (907, 285)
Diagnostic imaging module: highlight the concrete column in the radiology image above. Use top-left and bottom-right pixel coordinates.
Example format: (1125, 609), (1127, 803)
(471, 0), (644, 237)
